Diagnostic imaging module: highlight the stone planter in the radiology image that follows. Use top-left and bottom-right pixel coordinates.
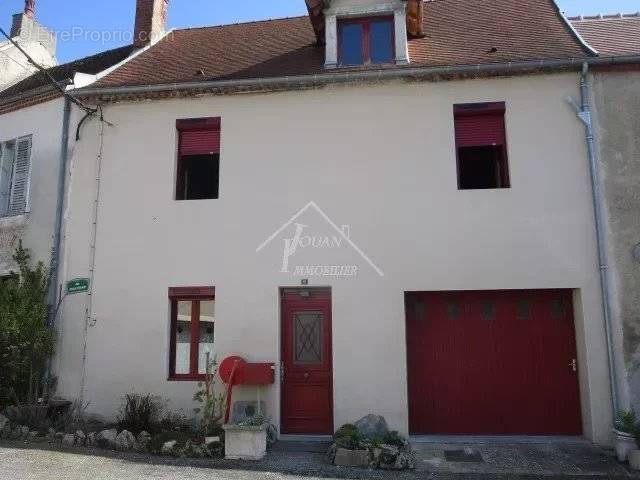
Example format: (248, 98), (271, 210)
(628, 449), (640, 470)
(613, 429), (637, 462)
(223, 424), (267, 461)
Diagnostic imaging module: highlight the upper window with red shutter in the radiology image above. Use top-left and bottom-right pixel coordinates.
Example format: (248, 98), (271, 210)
(453, 102), (510, 190)
(176, 117), (221, 200)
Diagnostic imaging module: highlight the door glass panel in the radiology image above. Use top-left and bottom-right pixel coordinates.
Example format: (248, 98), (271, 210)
(198, 300), (215, 374)
(175, 301), (192, 374)
(294, 312), (323, 364)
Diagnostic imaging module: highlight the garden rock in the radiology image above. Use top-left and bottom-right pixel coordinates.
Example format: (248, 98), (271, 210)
(205, 436), (221, 445)
(115, 430), (136, 451)
(74, 430), (86, 446)
(96, 429), (118, 449)
(20, 425), (29, 439)
(10, 426), (22, 440)
(86, 432), (96, 447)
(354, 414), (388, 439)
(46, 428), (56, 440)
(161, 440), (177, 455)
(27, 431), (39, 442)
(135, 431), (151, 452)
(0, 414), (8, 432)
(62, 434), (75, 446)
(0, 422), (11, 439)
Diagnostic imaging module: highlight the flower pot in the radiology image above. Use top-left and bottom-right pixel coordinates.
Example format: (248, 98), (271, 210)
(222, 424), (267, 461)
(613, 429), (637, 462)
(628, 449), (640, 470)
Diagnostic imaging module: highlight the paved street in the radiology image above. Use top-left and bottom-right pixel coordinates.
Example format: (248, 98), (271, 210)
(0, 440), (638, 480)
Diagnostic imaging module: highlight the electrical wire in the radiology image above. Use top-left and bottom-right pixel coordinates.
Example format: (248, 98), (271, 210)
(0, 48), (33, 73)
(0, 26), (96, 114)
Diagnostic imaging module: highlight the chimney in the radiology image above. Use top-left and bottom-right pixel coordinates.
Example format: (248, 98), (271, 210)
(9, 0), (56, 58)
(24, 0), (35, 19)
(406, 0), (425, 38)
(133, 0), (169, 48)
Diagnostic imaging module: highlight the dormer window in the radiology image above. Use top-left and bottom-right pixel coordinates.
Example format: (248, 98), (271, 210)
(338, 17), (394, 66)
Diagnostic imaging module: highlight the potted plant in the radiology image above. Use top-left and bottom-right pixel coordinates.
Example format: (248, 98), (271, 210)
(613, 410), (637, 462)
(223, 414), (268, 461)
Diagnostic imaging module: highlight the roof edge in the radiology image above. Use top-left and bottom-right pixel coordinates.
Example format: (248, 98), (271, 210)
(551, 0), (599, 55)
(74, 55), (640, 101)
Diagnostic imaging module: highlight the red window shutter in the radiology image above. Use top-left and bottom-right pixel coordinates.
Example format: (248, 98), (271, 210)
(177, 117), (221, 156)
(455, 113), (506, 148)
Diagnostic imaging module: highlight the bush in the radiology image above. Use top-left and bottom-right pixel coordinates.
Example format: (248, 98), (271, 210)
(334, 423), (362, 449)
(148, 430), (196, 453)
(118, 393), (163, 434)
(615, 410), (637, 434)
(0, 242), (55, 408)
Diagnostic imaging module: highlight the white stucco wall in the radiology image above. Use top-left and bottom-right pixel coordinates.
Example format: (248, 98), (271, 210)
(57, 72), (614, 444)
(0, 40), (56, 91)
(0, 98), (72, 273)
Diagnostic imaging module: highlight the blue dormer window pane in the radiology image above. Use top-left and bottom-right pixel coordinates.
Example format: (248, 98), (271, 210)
(370, 20), (393, 64)
(340, 23), (364, 65)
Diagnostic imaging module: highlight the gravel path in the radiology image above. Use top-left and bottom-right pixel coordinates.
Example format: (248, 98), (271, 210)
(0, 441), (637, 480)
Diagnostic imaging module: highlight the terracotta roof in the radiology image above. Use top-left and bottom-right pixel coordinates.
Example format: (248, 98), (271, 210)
(569, 13), (640, 56)
(0, 44), (135, 101)
(93, 0), (590, 90)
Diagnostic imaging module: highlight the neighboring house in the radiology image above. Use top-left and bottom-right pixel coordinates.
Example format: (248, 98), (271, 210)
(0, 2), (146, 292)
(0, 2), (56, 91)
(569, 14), (640, 415)
(52, 0), (640, 447)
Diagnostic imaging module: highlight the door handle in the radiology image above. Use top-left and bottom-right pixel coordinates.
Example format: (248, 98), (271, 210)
(304, 372), (310, 379)
(569, 359), (577, 372)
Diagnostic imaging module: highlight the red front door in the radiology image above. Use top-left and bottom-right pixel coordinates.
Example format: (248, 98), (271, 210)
(281, 289), (333, 435)
(406, 289), (582, 435)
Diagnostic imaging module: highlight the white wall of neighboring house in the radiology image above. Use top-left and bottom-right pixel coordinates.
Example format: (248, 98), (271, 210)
(56, 72), (614, 445)
(0, 98), (77, 273)
(0, 39), (56, 91)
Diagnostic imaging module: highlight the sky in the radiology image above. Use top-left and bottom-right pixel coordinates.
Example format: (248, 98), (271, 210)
(1, 0), (639, 63)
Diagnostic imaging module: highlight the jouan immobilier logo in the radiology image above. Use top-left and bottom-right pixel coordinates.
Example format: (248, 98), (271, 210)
(256, 202), (384, 278)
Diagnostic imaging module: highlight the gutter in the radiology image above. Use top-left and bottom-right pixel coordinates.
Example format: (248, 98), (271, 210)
(568, 63), (621, 418)
(73, 55), (640, 100)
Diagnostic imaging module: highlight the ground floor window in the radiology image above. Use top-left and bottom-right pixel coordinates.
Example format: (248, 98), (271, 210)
(168, 286), (215, 380)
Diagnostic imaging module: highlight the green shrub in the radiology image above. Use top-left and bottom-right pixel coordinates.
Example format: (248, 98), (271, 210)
(0, 242), (55, 408)
(334, 423), (362, 449)
(118, 393), (163, 434)
(615, 410), (637, 434)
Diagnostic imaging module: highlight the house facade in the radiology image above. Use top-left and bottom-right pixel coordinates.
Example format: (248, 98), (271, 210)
(47, 0), (640, 446)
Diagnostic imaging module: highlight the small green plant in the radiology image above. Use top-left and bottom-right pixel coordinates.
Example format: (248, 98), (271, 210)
(193, 355), (225, 436)
(334, 423), (363, 449)
(118, 393), (164, 434)
(235, 414), (267, 427)
(615, 410), (637, 434)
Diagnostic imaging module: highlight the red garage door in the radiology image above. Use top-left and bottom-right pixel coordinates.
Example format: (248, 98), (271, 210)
(406, 290), (582, 435)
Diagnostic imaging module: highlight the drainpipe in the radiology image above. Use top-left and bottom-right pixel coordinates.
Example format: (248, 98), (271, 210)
(568, 62), (620, 418)
(47, 97), (72, 324)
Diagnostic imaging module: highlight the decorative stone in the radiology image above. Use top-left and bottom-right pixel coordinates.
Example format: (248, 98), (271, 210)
(334, 448), (371, 468)
(62, 434), (75, 446)
(96, 429), (118, 449)
(10, 426), (22, 440)
(629, 450), (640, 470)
(20, 425), (29, 439)
(205, 436), (221, 445)
(54, 432), (65, 442)
(0, 422), (11, 439)
(135, 431), (151, 452)
(223, 424), (267, 461)
(46, 428), (56, 440)
(354, 414), (389, 439)
(86, 432), (96, 447)
(161, 440), (177, 455)
(27, 431), (39, 442)
(115, 430), (136, 451)
(74, 430), (86, 446)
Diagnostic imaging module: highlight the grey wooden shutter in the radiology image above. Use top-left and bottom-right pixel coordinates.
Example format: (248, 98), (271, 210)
(8, 136), (32, 216)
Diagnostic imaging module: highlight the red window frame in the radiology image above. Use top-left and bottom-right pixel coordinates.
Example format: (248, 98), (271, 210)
(175, 117), (221, 200)
(338, 16), (395, 66)
(453, 102), (510, 189)
(168, 286), (215, 381)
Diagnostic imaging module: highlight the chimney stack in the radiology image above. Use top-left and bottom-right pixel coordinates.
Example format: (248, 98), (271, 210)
(133, 0), (169, 48)
(24, 0), (35, 19)
(406, 0), (425, 38)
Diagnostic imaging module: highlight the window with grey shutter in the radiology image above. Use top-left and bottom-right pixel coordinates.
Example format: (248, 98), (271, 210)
(0, 141), (16, 217)
(8, 136), (32, 216)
